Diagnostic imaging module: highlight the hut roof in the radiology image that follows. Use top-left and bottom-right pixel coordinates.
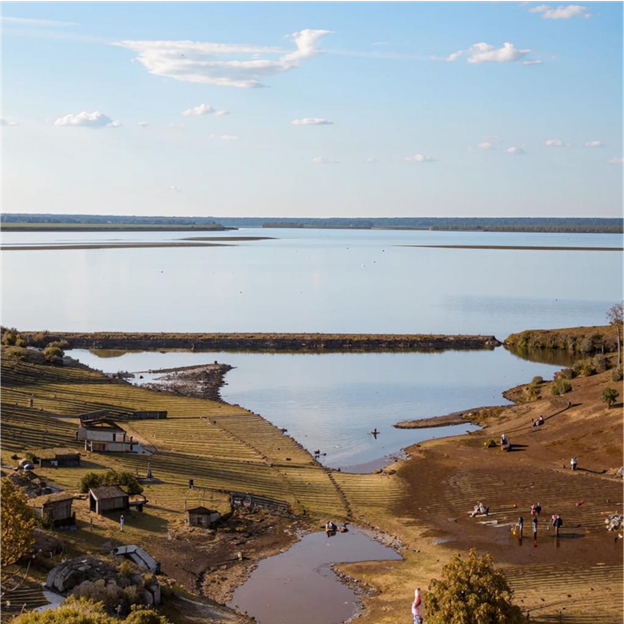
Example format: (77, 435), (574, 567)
(89, 486), (129, 500)
(37, 448), (80, 459)
(29, 492), (75, 507)
(186, 506), (220, 515)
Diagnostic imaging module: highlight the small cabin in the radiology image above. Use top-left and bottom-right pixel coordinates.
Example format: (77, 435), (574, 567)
(77, 419), (137, 453)
(89, 486), (130, 515)
(187, 506), (221, 528)
(38, 448), (81, 468)
(30, 493), (75, 527)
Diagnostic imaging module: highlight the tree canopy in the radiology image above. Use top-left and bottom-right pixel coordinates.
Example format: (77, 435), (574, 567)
(1, 478), (36, 569)
(79, 470), (143, 496)
(426, 549), (526, 624)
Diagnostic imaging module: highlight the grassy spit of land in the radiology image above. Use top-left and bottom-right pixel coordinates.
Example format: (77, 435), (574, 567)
(505, 325), (619, 354)
(1, 223), (232, 232)
(17, 332), (501, 352)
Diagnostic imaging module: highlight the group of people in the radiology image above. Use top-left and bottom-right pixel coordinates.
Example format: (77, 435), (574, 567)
(516, 503), (563, 539)
(325, 520), (348, 535)
(532, 415), (545, 427)
(470, 501), (489, 517)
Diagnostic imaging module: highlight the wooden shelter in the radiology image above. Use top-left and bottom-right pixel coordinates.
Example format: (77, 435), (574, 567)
(187, 506), (221, 528)
(29, 492), (75, 527)
(89, 486), (130, 515)
(37, 448), (81, 468)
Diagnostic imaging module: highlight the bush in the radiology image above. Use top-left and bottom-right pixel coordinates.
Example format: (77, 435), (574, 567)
(5, 346), (28, 359)
(612, 367), (623, 382)
(531, 376), (543, 385)
(24, 451), (39, 464)
(43, 345), (64, 362)
(592, 354), (609, 373)
(12, 597), (116, 624)
(426, 549), (526, 624)
(602, 387), (619, 409)
(572, 358), (595, 377)
(551, 379), (572, 395)
(558, 368), (575, 380)
(79, 470), (143, 496)
(126, 606), (172, 624)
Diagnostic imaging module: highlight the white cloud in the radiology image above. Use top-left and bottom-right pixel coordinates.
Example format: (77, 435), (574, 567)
(608, 157), (623, 165)
(169, 186), (182, 192)
(54, 111), (119, 128)
(544, 139), (571, 147)
(404, 154), (436, 162)
(364, 157), (378, 163)
(505, 146), (526, 155)
(181, 103), (230, 117)
(446, 42), (534, 65)
(208, 134), (239, 141)
(114, 29), (331, 89)
(312, 156), (340, 164)
(0, 16), (77, 27)
(585, 140), (603, 147)
(291, 118), (334, 126)
(0, 117), (19, 127)
(468, 135), (503, 152)
(138, 121), (149, 127)
(529, 4), (589, 19)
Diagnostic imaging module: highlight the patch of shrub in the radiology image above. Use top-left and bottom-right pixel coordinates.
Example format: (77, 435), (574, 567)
(24, 451), (39, 464)
(4, 346), (28, 359)
(79, 470), (143, 496)
(612, 367), (623, 382)
(551, 379), (572, 395)
(592, 354), (609, 373)
(531, 376), (544, 385)
(43, 345), (64, 362)
(557, 368), (575, 380)
(572, 358), (595, 377)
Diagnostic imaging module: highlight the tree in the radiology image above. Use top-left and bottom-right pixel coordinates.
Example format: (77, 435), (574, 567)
(79, 470), (143, 496)
(126, 606), (172, 624)
(607, 302), (624, 367)
(426, 549), (526, 624)
(43, 344), (64, 363)
(1, 478), (36, 569)
(602, 387), (619, 409)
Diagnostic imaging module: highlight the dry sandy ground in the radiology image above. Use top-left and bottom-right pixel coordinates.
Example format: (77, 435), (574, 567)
(340, 367), (623, 624)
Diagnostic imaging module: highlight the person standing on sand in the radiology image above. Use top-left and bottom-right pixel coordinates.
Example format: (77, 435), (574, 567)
(571, 457), (578, 471)
(518, 516), (524, 538)
(532, 516), (538, 539)
(411, 588), (422, 624)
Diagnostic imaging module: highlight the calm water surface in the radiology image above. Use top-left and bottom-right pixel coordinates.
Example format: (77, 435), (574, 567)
(3, 229), (622, 336)
(71, 347), (562, 470)
(227, 528), (401, 624)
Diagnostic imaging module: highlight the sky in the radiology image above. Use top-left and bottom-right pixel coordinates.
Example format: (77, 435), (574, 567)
(1, 1), (623, 218)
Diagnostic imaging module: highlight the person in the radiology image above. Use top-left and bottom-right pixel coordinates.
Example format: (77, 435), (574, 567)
(470, 502), (486, 517)
(571, 457), (578, 471)
(325, 520), (337, 534)
(411, 588), (422, 624)
(518, 516), (524, 538)
(530, 504), (538, 518)
(552, 514), (563, 536)
(501, 434), (507, 445)
(535, 502), (542, 515)
(532, 516), (538, 539)
(120, 515), (125, 532)
(538, 415), (544, 426)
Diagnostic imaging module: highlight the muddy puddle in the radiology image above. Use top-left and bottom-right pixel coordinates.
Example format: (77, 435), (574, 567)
(228, 527), (401, 624)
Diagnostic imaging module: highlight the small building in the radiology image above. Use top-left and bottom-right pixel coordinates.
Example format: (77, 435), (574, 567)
(89, 486), (130, 515)
(38, 448), (81, 468)
(112, 545), (160, 574)
(187, 506), (221, 528)
(76, 419), (138, 453)
(30, 492), (75, 527)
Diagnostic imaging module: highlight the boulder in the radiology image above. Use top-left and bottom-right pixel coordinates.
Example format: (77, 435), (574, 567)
(46, 557), (118, 594)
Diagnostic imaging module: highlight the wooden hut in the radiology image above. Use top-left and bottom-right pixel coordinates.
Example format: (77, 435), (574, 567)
(89, 486), (130, 515)
(29, 493), (75, 527)
(187, 506), (221, 528)
(38, 448), (81, 468)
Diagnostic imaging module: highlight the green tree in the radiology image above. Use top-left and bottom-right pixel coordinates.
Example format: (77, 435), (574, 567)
(126, 606), (172, 624)
(13, 597), (117, 624)
(426, 549), (526, 624)
(43, 344), (64, 362)
(79, 470), (143, 496)
(602, 387), (619, 409)
(1, 478), (36, 569)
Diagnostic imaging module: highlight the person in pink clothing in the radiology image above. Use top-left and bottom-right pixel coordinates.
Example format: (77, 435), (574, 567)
(411, 588), (423, 624)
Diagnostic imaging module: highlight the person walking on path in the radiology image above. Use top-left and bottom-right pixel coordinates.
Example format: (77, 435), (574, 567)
(532, 516), (538, 540)
(551, 514), (563, 537)
(518, 516), (524, 538)
(120, 515), (125, 532)
(411, 588), (423, 624)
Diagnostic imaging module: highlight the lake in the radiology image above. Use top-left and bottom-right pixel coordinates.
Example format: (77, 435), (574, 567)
(70, 347), (564, 470)
(2, 228), (622, 337)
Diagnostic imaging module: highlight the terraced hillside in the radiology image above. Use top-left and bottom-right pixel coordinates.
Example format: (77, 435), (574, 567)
(1, 356), (347, 520)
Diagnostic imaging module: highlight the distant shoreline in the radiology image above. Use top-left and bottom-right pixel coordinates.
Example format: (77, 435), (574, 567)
(399, 244), (624, 252)
(1, 242), (229, 251)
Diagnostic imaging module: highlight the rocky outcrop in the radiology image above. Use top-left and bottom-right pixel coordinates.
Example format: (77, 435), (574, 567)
(46, 557), (118, 593)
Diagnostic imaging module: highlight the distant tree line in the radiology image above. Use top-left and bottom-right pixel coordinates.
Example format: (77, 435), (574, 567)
(1, 213), (221, 226)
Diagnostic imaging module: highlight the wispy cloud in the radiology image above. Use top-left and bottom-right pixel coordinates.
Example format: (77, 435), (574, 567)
(182, 103), (230, 117)
(608, 157), (623, 165)
(444, 42), (538, 65)
(312, 156), (340, 164)
(364, 157), (378, 163)
(137, 121), (149, 127)
(208, 134), (239, 141)
(404, 154), (436, 162)
(0, 16), (77, 27)
(291, 118), (334, 126)
(585, 140), (603, 147)
(467, 135), (503, 152)
(529, 4), (590, 19)
(169, 186), (182, 192)
(54, 111), (121, 128)
(0, 117), (19, 127)
(505, 146), (526, 155)
(114, 29), (331, 89)
(544, 139), (572, 147)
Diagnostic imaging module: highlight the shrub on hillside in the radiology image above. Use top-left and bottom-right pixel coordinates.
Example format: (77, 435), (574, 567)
(602, 387), (619, 409)
(5, 346), (29, 359)
(557, 368), (575, 380)
(531, 376), (544, 385)
(612, 367), (623, 382)
(551, 379), (572, 396)
(79, 470), (143, 496)
(592, 354), (609, 373)
(43, 345), (64, 363)
(572, 358), (595, 378)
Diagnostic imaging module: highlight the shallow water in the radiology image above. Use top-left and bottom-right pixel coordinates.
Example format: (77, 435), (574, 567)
(70, 347), (562, 470)
(227, 528), (401, 624)
(3, 228), (621, 336)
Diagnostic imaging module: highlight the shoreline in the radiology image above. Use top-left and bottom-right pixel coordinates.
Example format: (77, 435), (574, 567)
(394, 405), (505, 429)
(398, 244), (624, 251)
(1, 242), (230, 251)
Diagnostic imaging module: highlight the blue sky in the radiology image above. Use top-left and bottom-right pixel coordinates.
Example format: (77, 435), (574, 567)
(2, 1), (623, 217)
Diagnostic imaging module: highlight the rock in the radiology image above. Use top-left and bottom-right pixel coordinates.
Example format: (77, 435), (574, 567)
(45, 557), (118, 594)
